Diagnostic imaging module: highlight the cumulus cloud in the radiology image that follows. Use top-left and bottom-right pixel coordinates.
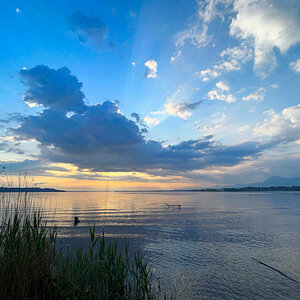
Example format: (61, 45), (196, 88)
(11, 65), (273, 174)
(20, 65), (87, 113)
(68, 12), (114, 49)
(144, 116), (160, 126)
(253, 105), (300, 144)
(164, 100), (203, 120)
(207, 90), (236, 103)
(207, 81), (235, 103)
(216, 81), (229, 91)
(290, 59), (300, 73)
(144, 59), (158, 78)
(242, 87), (265, 102)
(230, 0), (300, 74)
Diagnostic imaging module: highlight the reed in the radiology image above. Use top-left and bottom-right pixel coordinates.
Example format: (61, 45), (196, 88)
(0, 173), (160, 299)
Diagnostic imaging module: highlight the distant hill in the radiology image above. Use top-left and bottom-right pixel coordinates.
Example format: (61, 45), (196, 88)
(234, 176), (300, 188)
(0, 187), (65, 193)
(117, 186), (300, 193)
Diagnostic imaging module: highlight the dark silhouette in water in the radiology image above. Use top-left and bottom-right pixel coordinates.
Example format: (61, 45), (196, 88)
(74, 217), (80, 226)
(251, 257), (299, 284)
(165, 203), (181, 209)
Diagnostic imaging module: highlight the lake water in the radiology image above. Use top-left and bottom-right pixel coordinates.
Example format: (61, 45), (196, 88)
(33, 191), (300, 299)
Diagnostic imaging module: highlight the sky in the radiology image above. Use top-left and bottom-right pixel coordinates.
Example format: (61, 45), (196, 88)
(0, 0), (300, 190)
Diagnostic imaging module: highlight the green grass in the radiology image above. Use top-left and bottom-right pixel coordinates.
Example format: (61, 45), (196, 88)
(0, 191), (160, 299)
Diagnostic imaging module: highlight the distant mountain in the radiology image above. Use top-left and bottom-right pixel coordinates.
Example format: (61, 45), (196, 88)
(0, 187), (65, 193)
(234, 176), (300, 188)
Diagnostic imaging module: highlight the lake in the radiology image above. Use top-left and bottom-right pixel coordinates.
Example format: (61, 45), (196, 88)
(33, 191), (300, 299)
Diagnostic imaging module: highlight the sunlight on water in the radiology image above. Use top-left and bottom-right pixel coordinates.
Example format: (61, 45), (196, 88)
(32, 191), (300, 299)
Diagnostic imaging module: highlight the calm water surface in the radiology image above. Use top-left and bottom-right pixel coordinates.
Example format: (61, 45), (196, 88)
(34, 191), (300, 299)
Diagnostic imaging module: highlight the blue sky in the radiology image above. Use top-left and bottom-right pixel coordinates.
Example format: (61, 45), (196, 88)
(0, 0), (300, 190)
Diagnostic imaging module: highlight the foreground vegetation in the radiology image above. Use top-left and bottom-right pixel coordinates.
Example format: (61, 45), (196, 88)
(0, 190), (158, 299)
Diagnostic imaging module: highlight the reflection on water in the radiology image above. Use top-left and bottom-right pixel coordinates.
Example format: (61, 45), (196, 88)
(33, 191), (300, 299)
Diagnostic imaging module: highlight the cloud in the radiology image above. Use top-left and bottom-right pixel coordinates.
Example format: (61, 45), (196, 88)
(230, 0), (300, 74)
(207, 90), (236, 103)
(290, 59), (300, 73)
(238, 125), (250, 132)
(0, 141), (25, 155)
(20, 65), (87, 113)
(242, 87), (265, 102)
(11, 65), (273, 174)
(147, 85), (203, 121)
(144, 60), (158, 78)
(144, 116), (160, 126)
(202, 112), (229, 132)
(170, 50), (182, 64)
(270, 84), (279, 89)
(216, 81), (229, 91)
(253, 105), (300, 144)
(198, 44), (253, 81)
(207, 81), (235, 103)
(131, 113), (148, 132)
(175, 0), (229, 48)
(164, 100), (203, 120)
(68, 12), (114, 49)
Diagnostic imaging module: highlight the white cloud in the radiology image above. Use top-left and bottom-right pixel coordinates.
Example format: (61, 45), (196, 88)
(242, 87), (265, 102)
(175, 0), (230, 49)
(170, 50), (182, 64)
(198, 68), (220, 82)
(220, 44), (253, 63)
(290, 59), (300, 73)
(150, 110), (165, 116)
(207, 90), (236, 103)
(144, 116), (160, 126)
(253, 105), (300, 142)
(202, 112), (229, 132)
(164, 102), (192, 120)
(207, 80), (235, 103)
(270, 84), (279, 89)
(230, 0), (300, 74)
(216, 81), (229, 91)
(238, 125), (250, 132)
(198, 44), (252, 81)
(175, 24), (210, 48)
(24, 101), (40, 108)
(144, 59), (158, 79)
(282, 104), (300, 124)
(148, 86), (202, 120)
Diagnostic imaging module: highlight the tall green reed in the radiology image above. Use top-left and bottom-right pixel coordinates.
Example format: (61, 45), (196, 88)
(0, 171), (163, 299)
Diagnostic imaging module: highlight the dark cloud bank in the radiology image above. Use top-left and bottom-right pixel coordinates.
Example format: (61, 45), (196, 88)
(12, 65), (272, 174)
